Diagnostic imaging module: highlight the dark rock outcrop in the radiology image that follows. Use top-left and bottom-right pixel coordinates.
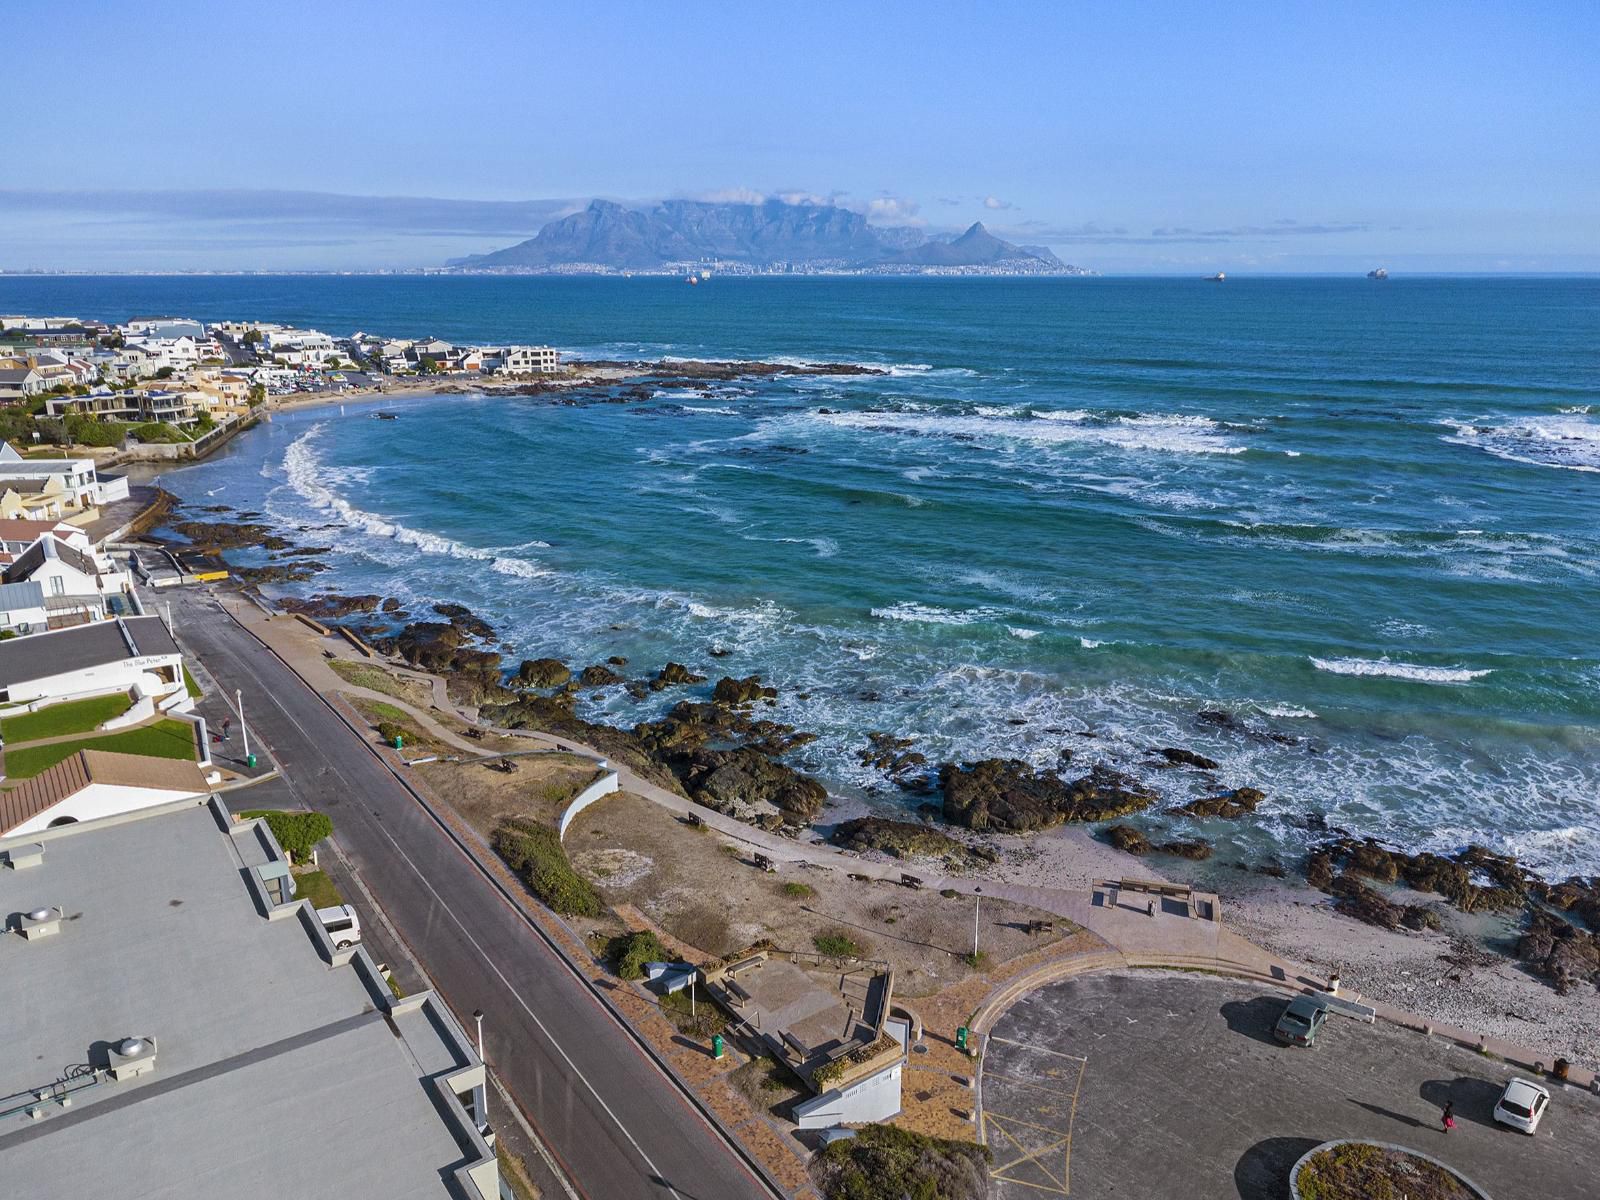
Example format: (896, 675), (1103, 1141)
(1330, 874), (1440, 932)
(713, 674), (778, 707)
(650, 662), (707, 691)
(170, 519), (290, 552)
(940, 759), (1157, 832)
(516, 658), (572, 688)
(1104, 825), (1151, 855)
(831, 818), (968, 861)
(857, 732), (929, 789)
(433, 602), (496, 641)
(1157, 839), (1213, 861)
(675, 747), (826, 824)
(1517, 909), (1600, 995)
(1156, 747), (1219, 770)
(1173, 787), (1265, 819)
(578, 664), (626, 687)
(280, 593), (382, 619)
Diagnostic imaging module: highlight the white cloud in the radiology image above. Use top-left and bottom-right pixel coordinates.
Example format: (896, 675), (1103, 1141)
(864, 195), (923, 225)
(983, 196), (1014, 211)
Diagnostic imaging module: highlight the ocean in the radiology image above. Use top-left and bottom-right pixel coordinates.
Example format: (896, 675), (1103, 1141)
(5, 274), (1597, 877)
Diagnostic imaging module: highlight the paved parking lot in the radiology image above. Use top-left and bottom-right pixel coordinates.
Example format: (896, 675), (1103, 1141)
(981, 971), (1597, 1199)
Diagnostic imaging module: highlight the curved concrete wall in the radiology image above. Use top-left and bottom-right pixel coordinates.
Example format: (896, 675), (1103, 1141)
(557, 769), (621, 841)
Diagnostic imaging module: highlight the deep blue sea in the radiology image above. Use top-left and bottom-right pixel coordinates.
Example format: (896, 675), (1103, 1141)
(5, 275), (1597, 876)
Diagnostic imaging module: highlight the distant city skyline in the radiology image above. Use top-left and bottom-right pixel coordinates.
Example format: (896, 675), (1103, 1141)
(5, 0), (1596, 273)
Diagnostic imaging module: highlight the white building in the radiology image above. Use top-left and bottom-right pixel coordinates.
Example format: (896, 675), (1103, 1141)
(0, 443), (131, 513)
(123, 316), (206, 340)
(0, 749), (215, 835)
(0, 366), (48, 400)
(0, 580), (49, 635)
(263, 328), (337, 366)
(0, 798), (500, 1199)
(485, 345), (561, 374)
(0, 615), (188, 711)
(2, 533), (133, 624)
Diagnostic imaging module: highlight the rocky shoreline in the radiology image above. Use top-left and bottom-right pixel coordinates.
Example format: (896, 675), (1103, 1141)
(151, 380), (1600, 1019)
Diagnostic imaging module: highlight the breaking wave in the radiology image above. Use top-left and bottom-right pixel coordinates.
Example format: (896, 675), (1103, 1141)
(1310, 656), (1493, 684)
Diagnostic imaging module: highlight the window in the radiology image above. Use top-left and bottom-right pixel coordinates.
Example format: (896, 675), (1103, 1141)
(50, 576), (66, 596)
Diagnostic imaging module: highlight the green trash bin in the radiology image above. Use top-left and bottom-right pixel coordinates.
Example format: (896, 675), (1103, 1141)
(712, 1033), (725, 1060)
(393, 733), (404, 750)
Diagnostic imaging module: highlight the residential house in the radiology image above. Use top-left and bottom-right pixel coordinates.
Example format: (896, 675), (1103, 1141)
(262, 328), (337, 366)
(0, 442), (132, 518)
(0, 366), (47, 401)
(2, 535), (131, 627)
(0, 749), (214, 835)
(0, 518), (90, 562)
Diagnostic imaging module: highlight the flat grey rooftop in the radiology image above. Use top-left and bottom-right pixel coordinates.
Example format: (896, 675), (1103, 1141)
(0, 802), (482, 1198)
(0, 614), (180, 687)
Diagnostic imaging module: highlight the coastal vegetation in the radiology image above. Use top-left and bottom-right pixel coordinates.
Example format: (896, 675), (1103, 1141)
(1295, 1142), (1476, 1200)
(492, 818), (603, 917)
(239, 810), (334, 861)
(812, 1124), (990, 1200)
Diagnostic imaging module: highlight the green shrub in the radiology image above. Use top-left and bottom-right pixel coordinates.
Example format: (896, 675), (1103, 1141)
(376, 720), (409, 744)
(240, 810), (333, 860)
(813, 1124), (991, 1200)
(781, 881), (815, 899)
(492, 819), (603, 917)
(607, 930), (670, 980)
(813, 931), (862, 959)
(940, 888), (959, 899)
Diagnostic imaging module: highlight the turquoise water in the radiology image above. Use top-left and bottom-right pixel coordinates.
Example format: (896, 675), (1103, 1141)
(6, 275), (1597, 875)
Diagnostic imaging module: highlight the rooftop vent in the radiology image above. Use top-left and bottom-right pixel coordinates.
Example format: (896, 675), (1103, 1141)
(18, 904), (62, 939)
(108, 1035), (158, 1081)
(2, 843), (45, 870)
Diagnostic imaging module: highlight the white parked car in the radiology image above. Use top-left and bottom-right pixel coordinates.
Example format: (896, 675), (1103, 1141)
(1492, 1078), (1550, 1134)
(316, 904), (362, 949)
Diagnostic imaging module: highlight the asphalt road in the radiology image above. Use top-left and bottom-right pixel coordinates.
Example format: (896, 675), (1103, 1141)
(982, 971), (1598, 1200)
(168, 589), (770, 1200)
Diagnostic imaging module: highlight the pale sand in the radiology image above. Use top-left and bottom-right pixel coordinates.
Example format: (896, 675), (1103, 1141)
(980, 824), (1599, 1069)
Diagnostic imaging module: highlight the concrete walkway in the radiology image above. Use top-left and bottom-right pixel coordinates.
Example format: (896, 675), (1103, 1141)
(228, 597), (1596, 1089)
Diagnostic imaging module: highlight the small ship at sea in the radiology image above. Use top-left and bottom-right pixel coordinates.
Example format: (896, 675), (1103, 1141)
(1367, 267), (1389, 280)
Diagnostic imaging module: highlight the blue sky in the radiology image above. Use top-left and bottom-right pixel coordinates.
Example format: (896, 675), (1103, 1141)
(4, 0), (1595, 272)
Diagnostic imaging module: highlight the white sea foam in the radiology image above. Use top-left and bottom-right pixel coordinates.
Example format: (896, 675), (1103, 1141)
(1443, 414), (1600, 473)
(1257, 703), (1318, 719)
(1008, 627), (1041, 639)
(282, 425), (551, 578)
(813, 406), (1246, 455)
(1309, 656), (1492, 683)
(776, 536), (839, 558)
(869, 601), (999, 626)
(1079, 637), (1106, 648)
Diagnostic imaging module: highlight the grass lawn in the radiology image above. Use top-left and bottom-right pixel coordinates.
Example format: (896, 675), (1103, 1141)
(292, 868), (343, 910)
(183, 665), (203, 699)
(2, 719), (198, 779)
(328, 658), (433, 706)
(0, 693), (133, 744)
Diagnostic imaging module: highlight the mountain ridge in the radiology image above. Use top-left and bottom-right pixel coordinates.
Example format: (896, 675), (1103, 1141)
(452, 200), (1086, 273)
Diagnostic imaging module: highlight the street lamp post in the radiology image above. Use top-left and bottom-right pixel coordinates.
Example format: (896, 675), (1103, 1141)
(472, 1009), (489, 1131)
(236, 688), (254, 767)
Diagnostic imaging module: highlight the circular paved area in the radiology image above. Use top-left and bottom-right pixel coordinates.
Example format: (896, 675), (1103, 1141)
(981, 971), (1597, 1199)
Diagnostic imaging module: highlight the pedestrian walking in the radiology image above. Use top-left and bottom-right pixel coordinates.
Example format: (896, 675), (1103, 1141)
(221, 717), (232, 743)
(1441, 1100), (1455, 1134)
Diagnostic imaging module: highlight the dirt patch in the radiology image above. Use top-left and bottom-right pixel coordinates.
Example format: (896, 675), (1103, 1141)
(567, 791), (1072, 996)
(414, 752), (602, 836)
(328, 658), (436, 708)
